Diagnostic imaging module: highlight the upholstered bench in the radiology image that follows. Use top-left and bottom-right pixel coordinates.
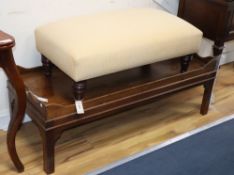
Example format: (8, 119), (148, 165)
(6, 8), (221, 175)
(35, 8), (202, 101)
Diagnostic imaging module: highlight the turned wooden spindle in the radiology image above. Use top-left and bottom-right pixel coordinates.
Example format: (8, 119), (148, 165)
(180, 55), (193, 73)
(141, 64), (151, 74)
(41, 55), (53, 77)
(73, 81), (87, 100)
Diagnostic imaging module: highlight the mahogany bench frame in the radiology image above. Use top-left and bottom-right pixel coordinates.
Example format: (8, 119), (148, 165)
(14, 53), (219, 174)
(1, 30), (222, 174)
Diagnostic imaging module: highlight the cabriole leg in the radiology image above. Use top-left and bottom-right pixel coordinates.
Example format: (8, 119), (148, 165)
(1, 49), (26, 173)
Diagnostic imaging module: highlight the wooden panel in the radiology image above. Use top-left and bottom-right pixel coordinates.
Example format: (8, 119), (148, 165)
(178, 0), (231, 42)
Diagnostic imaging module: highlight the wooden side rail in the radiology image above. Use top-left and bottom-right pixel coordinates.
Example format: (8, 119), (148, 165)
(0, 30), (26, 172)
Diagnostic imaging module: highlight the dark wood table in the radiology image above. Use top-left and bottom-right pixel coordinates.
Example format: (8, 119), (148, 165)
(178, 0), (234, 56)
(0, 31), (26, 172)
(2, 27), (220, 174)
(8, 54), (219, 174)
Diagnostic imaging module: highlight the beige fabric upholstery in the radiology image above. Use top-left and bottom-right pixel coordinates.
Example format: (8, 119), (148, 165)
(35, 8), (202, 82)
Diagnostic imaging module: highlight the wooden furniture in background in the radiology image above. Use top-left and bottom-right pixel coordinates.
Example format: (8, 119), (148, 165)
(0, 31), (26, 172)
(178, 0), (234, 56)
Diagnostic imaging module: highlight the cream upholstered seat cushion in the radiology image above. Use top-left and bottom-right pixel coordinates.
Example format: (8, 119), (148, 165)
(35, 8), (202, 82)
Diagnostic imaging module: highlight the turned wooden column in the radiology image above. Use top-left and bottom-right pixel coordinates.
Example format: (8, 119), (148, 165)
(41, 55), (53, 77)
(0, 31), (26, 172)
(73, 81), (87, 100)
(180, 55), (192, 73)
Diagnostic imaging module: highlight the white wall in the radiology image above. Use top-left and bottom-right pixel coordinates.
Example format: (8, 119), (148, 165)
(0, 0), (169, 130)
(153, 0), (179, 14)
